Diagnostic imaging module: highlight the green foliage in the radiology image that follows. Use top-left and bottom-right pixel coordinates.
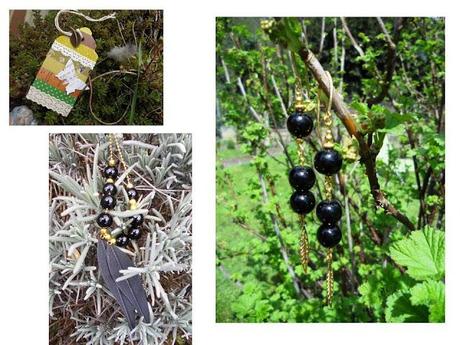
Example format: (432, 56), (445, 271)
(10, 10), (163, 125)
(216, 17), (444, 323)
(382, 227), (445, 322)
(410, 280), (445, 322)
(390, 227), (444, 281)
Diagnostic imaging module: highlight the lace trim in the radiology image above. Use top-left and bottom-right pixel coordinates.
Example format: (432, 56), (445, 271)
(26, 86), (72, 117)
(51, 42), (96, 69)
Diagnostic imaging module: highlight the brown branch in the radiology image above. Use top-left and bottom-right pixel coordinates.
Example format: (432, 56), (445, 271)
(298, 47), (416, 231)
(340, 17), (364, 57)
(367, 17), (404, 106)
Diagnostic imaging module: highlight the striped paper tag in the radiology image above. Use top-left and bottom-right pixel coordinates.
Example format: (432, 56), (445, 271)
(26, 27), (98, 117)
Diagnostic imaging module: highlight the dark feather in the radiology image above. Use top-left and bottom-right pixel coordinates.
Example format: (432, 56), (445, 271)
(97, 240), (137, 329)
(107, 245), (151, 324)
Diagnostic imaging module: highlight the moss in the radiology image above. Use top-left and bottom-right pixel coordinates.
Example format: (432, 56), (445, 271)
(10, 10), (163, 125)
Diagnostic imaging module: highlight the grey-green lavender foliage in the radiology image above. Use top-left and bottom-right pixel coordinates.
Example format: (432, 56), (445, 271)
(49, 134), (192, 345)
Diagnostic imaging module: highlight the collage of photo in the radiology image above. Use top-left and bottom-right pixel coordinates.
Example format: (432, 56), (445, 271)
(3, 4), (450, 345)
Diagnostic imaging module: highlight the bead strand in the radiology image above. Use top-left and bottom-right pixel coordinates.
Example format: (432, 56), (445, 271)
(96, 134), (145, 247)
(287, 85), (316, 273)
(314, 73), (343, 306)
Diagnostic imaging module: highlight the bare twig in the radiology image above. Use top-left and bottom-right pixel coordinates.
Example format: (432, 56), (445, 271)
(340, 17), (364, 57)
(319, 17), (326, 55)
(367, 17), (404, 106)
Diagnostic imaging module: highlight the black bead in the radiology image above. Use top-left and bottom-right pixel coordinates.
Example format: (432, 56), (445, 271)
(287, 112), (314, 138)
(103, 166), (118, 179)
(130, 214), (144, 227)
(127, 188), (139, 200)
(289, 166), (316, 191)
(116, 235), (129, 247)
(100, 195), (116, 209)
(102, 183), (117, 196)
(316, 200), (342, 224)
(317, 223), (342, 248)
(96, 213), (113, 227)
(314, 149), (343, 175)
(128, 227), (142, 240)
(290, 191), (315, 214)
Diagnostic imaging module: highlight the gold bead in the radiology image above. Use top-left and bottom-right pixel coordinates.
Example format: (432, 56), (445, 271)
(126, 182), (134, 189)
(108, 158), (116, 166)
(323, 141), (334, 149)
(99, 228), (108, 236)
(103, 233), (112, 241)
(129, 199), (137, 210)
(106, 178), (114, 184)
(108, 238), (116, 245)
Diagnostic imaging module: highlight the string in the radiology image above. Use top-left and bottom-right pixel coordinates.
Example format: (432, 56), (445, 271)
(87, 75), (130, 125)
(54, 9), (116, 36)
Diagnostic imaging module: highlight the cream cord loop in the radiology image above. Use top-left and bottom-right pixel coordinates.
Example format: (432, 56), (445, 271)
(54, 10), (116, 36)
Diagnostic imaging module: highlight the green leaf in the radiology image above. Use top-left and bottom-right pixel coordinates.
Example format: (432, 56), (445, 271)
(384, 112), (414, 130)
(350, 101), (369, 116)
(410, 280), (445, 322)
(389, 227), (444, 281)
(385, 290), (428, 322)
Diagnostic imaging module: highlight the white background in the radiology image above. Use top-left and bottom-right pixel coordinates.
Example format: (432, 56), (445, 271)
(1, 0), (458, 344)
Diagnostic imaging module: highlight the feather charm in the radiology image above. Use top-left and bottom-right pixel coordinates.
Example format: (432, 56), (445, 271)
(97, 240), (151, 329)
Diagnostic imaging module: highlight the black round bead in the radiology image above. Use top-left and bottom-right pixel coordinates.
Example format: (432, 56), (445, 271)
(130, 214), (144, 227)
(289, 166), (316, 191)
(127, 188), (139, 200)
(287, 112), (314, 138)
(102, 183), (117, 196)
(314, 149), (343, 175)
(290, 191), (316, 214)
(100, 195), (116, 209)
(128, 227), (142, 240)
(116, 235), (129, 247)
(96, 213), (113, 227)
(103, 166), (118, 179)
(317, 223), (342, 248)
(316, 200), (342, 224)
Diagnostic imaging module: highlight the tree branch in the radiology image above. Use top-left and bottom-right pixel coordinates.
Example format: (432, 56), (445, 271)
(367, 17), (404, 106)
(340, 17), (364, 57)
(298, 47), (416, 231)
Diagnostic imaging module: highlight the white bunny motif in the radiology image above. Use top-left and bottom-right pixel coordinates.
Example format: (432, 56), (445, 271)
(56, 59), (88, 95)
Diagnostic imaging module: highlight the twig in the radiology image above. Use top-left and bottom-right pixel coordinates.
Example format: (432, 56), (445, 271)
(298, 47), (415, 230)
(367, 17), (404, 106)
(340, 17), (364, 57)
(319, 17), (326, 55)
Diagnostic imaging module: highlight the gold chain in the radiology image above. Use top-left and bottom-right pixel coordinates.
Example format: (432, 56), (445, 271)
(295, 138), (306, 166)
(326, 248), (334, 306)
(324, 175), (333, 200)
(108, 134), (136, 210)
(294, 85), (310, 274)
(322, 73), (336, 306)
(299, 215), (309, 274)
(109, 133), (132, 187)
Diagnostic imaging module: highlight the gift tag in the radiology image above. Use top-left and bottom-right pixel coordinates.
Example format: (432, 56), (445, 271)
(26, 27), (98, 117)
